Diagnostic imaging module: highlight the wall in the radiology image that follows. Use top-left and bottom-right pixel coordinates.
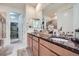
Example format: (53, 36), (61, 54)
(26, 5), (36, 27)
(57, 4), (79, 32)
(23, 5), (36, 47)
(73, 4), (79, 30)
(18, 14), (24, 42)
(24, 4), (43, 47)
(36, 4), (42, 19)
(57, 8), (73, 32)
(36, 4), (43, 30)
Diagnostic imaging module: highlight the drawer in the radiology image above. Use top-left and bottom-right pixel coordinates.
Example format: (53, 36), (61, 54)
(33, 36), (38, 41)
(33, 47), (38, 56)
(40, 39), (51, 49)
(27, 34), (32, 38)
(27, 35), (32, 46)
(33, 40), (38, 50)
(39, 45), (57, 56)
(29, 38), (33, 50)
(50, 43), (79, 56)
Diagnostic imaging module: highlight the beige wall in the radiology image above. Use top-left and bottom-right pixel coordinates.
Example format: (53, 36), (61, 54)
(24, 4), (43, 47)
(57, 4), (79, 32)
(73, 4), (79, 30)
(57, 8), (73, 32)
(23, 5), (36, 47)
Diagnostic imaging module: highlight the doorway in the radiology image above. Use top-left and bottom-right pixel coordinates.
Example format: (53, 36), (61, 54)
(9, 12), (20, 43)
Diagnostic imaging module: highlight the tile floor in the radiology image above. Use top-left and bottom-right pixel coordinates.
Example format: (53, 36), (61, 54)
(8, 40), (27, 56)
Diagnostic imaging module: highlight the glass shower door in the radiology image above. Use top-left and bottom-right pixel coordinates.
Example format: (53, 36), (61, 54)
(10, 22), (18, 39)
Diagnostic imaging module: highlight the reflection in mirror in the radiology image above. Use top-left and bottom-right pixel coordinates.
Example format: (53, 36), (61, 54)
(46, 20), (57, 32)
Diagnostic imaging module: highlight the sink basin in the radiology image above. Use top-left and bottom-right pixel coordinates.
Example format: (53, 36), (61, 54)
(50, 38), (68, 42)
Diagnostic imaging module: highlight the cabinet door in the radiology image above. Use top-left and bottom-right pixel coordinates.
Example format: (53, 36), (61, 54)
(27, 34), (30, 47)
(50, 43), (79, 56)
(33, 40), (38, 56)
(33, 40), (38, 50)
(33, 47), (38, 56)
(40, 39), (51, 48)
(39, 44), (57, 56)
(27, 35), (31, 47)
(29, 37), (33, 50)
(33, 36), (38, 41)
(27, 34), (33, 50)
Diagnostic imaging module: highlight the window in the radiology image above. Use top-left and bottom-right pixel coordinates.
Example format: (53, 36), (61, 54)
(32, 19), (41, 30)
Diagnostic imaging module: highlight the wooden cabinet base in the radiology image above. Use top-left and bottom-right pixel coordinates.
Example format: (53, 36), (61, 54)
(27, 34), (79, 56)
(33, 47), (38, 56)
(50, 43), (79, 56)
(39, 45), (57, 56)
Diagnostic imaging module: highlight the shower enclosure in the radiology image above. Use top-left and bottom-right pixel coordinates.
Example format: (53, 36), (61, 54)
(9, 12), (20, 43)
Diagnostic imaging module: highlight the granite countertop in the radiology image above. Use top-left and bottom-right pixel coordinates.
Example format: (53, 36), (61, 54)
(28, 32), (79, 54)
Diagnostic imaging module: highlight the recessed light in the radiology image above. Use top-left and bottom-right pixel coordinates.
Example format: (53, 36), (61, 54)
(9, 12), (15, 15)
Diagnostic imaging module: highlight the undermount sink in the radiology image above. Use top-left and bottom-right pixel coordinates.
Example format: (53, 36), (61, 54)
(50, 38), (68, 42)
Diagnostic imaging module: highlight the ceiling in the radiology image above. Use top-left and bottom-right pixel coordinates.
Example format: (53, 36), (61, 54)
(42, 3), (73, 17)
(0, 3), (37, 10)
(0, 3), (73, 10)
(0, 3), (25, 9)
(25, 3), (74, 17)
(0, 3), (74, 17)
(26, 3), (37, 8)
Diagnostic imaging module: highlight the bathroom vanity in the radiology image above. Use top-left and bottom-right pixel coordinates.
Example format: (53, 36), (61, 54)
(27, 33), (79, 56)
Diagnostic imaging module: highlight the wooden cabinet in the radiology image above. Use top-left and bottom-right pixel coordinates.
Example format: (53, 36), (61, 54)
(32, 36), (39, 56)
(50, 43), (79, 56)
(40, 39), (78, 56)
(33, 46), (38, 56)
(33, 36), (38, 42)
(39, 39), (57, 56)
(33, 40), (38, 50)
(27, 33), (79, 56)
(39, 44), (57, 56)
(27, 34), (33, 50)
(27, 34), (30, 47)
(40, 39), (51, 48)
(29, 37), (33, 50)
